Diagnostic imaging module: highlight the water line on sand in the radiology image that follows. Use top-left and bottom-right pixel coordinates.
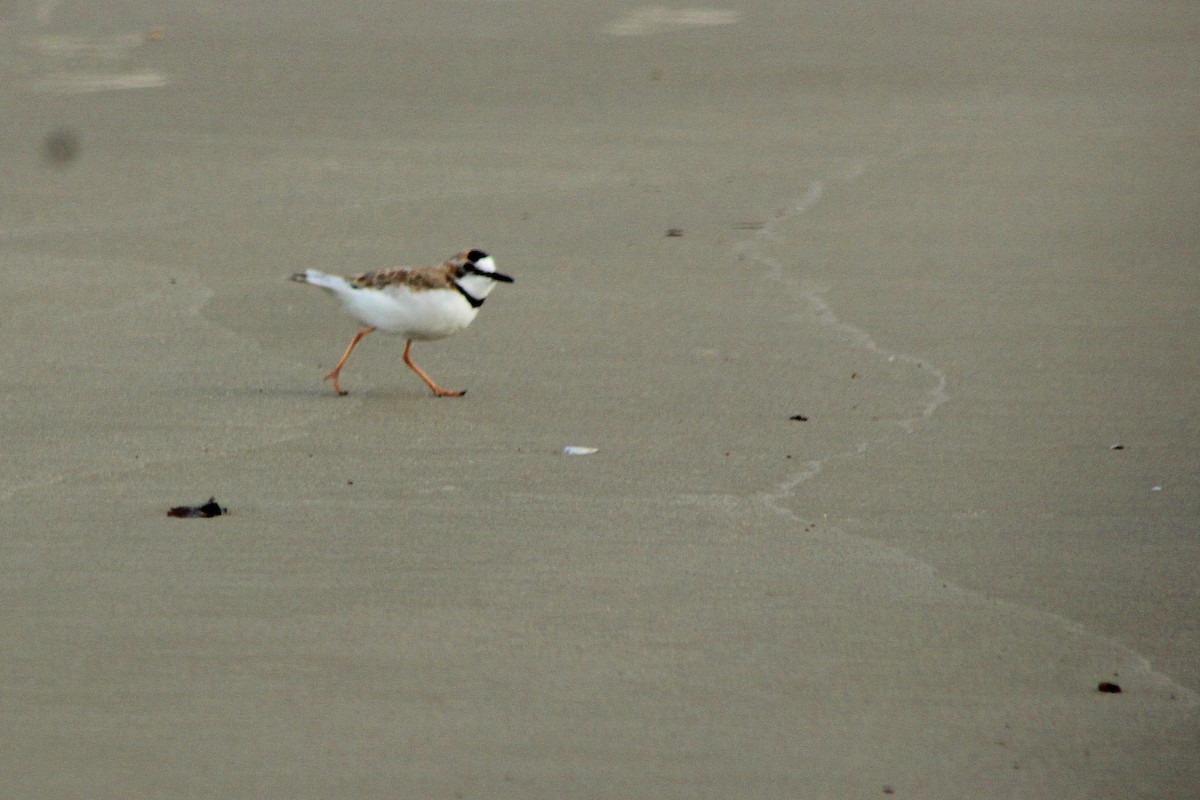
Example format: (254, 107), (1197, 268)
(730, 170), (949, 516)
(730, 170), (1199, 706)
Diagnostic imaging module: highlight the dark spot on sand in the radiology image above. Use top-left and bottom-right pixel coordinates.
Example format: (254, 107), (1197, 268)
(1097, 681), (1122, 693)
(167, 497), (226, 518)
(790, 414), (808, 421)
(43, 128), (80, 166)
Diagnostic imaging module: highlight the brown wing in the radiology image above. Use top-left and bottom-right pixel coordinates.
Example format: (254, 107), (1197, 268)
(350, 262), (457, 291)
(348, 252), (478, 290)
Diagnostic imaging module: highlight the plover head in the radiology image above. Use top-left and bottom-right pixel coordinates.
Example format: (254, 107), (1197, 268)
(461, 249), (514, 284)
(451, 249), (514, 310)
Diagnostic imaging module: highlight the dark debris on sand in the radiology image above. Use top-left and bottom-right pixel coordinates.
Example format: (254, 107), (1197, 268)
(167, 497), (227, 518)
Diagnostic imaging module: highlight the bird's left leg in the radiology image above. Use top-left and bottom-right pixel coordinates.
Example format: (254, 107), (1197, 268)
(402, 340), (465, 397)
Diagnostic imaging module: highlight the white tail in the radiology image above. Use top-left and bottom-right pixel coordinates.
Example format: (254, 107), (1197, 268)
(289, 269), (351, 294)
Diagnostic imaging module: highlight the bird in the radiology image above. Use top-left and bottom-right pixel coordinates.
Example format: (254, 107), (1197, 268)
(290, 249), (513, 397)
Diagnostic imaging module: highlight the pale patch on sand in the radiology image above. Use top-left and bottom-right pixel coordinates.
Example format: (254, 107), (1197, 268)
(33, 32), (147, 58)
(18, 32), (170, 94)
(35, 0), (60, 25)
(26, 71), (170, 93)
(606, 6), (738, 36)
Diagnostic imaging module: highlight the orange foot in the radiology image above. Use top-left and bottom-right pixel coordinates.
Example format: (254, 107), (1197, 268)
(403, 340), (465, 398)
(322, 326), (375, 397)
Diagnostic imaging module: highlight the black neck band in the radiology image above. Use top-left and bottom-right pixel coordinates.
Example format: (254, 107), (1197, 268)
(451, 280), (485, 308)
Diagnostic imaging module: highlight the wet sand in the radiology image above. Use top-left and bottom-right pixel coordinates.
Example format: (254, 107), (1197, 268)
(2, 2), (1198, 797)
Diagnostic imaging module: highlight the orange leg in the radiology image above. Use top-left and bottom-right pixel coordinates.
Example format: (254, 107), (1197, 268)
(323, 326), (375, 396)
(403, 340), (465, 397)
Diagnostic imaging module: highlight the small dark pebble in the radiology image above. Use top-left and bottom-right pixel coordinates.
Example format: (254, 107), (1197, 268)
(1110, 444), (1124, 450)
(882, 787), (895, 795)
(167, 497), (227, 518)
(790, 414), (808, 422)
(1097, 681), (1122, 693)
(665, 228), (685, 237)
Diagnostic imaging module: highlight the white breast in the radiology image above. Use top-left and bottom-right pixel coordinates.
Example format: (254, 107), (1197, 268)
(340, 285), (479, 340)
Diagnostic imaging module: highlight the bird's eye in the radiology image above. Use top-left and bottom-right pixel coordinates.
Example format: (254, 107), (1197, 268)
(466, 249), (488, 263)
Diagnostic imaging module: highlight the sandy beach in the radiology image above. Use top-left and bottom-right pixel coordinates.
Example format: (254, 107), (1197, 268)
(2, 2), (1198, 797)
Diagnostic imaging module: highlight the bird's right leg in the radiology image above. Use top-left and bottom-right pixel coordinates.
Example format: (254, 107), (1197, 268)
(323, 326), (375, 396)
